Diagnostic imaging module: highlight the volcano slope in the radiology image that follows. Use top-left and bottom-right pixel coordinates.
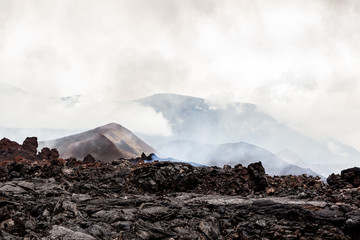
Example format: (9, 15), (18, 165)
(0, 137), (359, 239)
(40, 123), (155, 163)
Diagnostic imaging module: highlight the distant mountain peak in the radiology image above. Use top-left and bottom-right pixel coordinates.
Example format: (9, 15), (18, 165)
(40, 122), (156, 162)
(96, 122), (129, 131)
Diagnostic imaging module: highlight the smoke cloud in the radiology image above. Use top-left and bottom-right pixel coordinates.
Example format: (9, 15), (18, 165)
(0, 88), (172, 138)
(0, 0), (360, 149)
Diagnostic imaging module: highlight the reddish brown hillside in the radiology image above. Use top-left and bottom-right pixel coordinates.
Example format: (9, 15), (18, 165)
(40, 123), (156, 162)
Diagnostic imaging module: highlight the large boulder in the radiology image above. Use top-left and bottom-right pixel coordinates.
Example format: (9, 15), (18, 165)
(83, 154), (96, 164)
(248, 162), (268, 192)
(341, 167), (360, 187)
(327, 167), (360, 188)
(38, 147), (60, 160)
(0, 138), (21, 161)
(21, 137), (38, 160)
(22, 137), (38, 154)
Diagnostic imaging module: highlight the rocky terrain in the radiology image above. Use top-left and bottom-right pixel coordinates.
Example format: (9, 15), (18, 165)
(0, 137), (360, 239)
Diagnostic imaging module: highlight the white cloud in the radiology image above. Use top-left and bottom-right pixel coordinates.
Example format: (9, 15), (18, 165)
(0, 88), (172, 137)
(0, 0), (360, 149)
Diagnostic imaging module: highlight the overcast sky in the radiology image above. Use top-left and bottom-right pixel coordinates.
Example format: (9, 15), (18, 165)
(1, 0), (360, 149)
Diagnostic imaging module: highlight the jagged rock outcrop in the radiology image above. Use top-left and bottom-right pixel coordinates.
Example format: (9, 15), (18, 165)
(21, 137), (38, 156)
(341, 167), (360, 187)
(38, 147), (60, 161)
(83, 154), (96, 164)
(328, 167), (360, 188)
(0, 137), (42, 161)
(0, 137), (60, 162)
(0, 138), (21, 161)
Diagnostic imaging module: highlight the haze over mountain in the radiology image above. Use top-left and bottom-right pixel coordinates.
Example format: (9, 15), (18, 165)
(135, 93), (360, 176)
(157, 139), (322, 178)
(35, 118), (322, 178)
(277, 149), (310, 170)
(40, 123), (155, 162)
(1, 92), (358, 177)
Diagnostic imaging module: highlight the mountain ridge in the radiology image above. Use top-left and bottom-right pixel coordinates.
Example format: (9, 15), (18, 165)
(155, 139), (323, 178)
(134, 93), (360, 176)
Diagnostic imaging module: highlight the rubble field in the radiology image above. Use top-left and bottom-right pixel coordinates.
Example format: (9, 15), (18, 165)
(0, 137), (360, 239)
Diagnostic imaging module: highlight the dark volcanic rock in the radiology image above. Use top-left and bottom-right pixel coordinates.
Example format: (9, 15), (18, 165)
(130, 161), (268, 195)
(327, 173), (349, 189)
(0, 137), (62, 164)
(0, 176), (356, 240)
(248, 162), (268, 191)
(0, 137), (39, 161)
(83, 154), (96, 164)
(341, 167), (360, 187)
(0, 138), (21, 161)
(0, 137), (359, 239)
(21, 137), (38, 160)
(38, 147), (60, 160)
(328, 167), (360, 188)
